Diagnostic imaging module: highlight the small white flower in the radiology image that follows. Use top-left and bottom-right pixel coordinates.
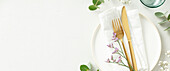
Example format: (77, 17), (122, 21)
(159, 61), (170, 71)
(164, 61), (169, 65)
(160, 68), (164, 71)
(164, 66), (169, 69)
(165, 50), (170, 57)
(159, 61), (164, 66)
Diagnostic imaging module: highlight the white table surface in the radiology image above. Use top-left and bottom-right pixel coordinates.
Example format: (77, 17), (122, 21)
(0, 0), (169, 71)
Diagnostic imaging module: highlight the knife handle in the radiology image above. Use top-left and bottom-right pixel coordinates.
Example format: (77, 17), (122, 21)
(128, 40), (138, 71)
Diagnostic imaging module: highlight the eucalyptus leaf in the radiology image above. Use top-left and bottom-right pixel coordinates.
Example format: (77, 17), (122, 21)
(158, 20), (168, 24)
(168, 14), (170, 21)
(155, 12), (165, 18)
(89, 5), (98, 11)
(93, 0), (101, 5)
(164, 27), (170, 31)
(80, 65), (89, 71)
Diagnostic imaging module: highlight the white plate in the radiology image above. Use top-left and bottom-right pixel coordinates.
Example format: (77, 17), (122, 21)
(91, 14), (161, 71)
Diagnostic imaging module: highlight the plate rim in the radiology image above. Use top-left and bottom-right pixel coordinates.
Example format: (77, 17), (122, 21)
(91, 13), (162, 71)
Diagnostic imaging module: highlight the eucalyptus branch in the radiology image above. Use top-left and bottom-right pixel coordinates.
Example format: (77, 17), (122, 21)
(155, 11), (170, 31)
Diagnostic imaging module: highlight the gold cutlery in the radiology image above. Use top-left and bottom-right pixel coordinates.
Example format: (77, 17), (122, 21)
(112, 18), (133, 71)
(121, 6), (138, 71)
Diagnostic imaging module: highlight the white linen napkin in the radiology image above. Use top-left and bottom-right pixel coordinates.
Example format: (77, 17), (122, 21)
(99, 6), (149, 71)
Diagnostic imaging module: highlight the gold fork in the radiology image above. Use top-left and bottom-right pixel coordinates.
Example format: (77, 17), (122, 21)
(112, 18), (133, 71)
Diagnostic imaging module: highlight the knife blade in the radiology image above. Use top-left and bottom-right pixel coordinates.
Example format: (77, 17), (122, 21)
(121, 6), (138, 71)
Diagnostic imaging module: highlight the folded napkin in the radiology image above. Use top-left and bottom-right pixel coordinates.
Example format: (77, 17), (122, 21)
(99, 6), (149, 71)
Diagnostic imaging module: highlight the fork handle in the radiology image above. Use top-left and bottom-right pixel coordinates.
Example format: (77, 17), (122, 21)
(128, 40), (138, 71)
(120, 39), (133, 71)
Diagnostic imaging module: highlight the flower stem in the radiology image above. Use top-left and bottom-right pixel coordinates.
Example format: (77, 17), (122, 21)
(109, 62), (129, 69)
(117, 40), (135, 71)
(117, 40), (125, 55)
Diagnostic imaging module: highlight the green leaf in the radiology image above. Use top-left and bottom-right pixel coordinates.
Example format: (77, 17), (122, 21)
(158, 20), (168, 24)
(97, 69), (99, 71)
(168, 14), (170, 20)
(155, 12), (165, 18)
(89, 5), (98, 11)
(164, 27), (170, 31)
(93, 0), (102, 5)
(80, 65), (89, 71)
(100, 0), (104, 3)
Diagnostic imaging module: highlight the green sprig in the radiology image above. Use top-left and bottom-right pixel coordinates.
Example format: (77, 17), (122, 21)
(155, 11), (170, 31)
(80, 63), (99, 71)
(88, 0), (104, 11)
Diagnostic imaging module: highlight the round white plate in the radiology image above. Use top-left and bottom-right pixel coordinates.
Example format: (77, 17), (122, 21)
(91, 14), (161, 71)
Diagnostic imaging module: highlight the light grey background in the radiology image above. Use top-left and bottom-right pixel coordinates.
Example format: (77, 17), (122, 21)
(0, 0), (169, 71)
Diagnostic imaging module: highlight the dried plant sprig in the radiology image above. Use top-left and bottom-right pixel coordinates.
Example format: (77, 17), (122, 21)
(105, 32), (134, 71)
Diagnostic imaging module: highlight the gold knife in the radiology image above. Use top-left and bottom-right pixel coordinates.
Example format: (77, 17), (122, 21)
(121, 6), (138, 71)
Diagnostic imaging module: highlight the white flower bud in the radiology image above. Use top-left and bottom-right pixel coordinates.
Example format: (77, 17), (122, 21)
(163, 61), (169, 65)
(165, 50), (170, 58)
(160, 67), (164, 71)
